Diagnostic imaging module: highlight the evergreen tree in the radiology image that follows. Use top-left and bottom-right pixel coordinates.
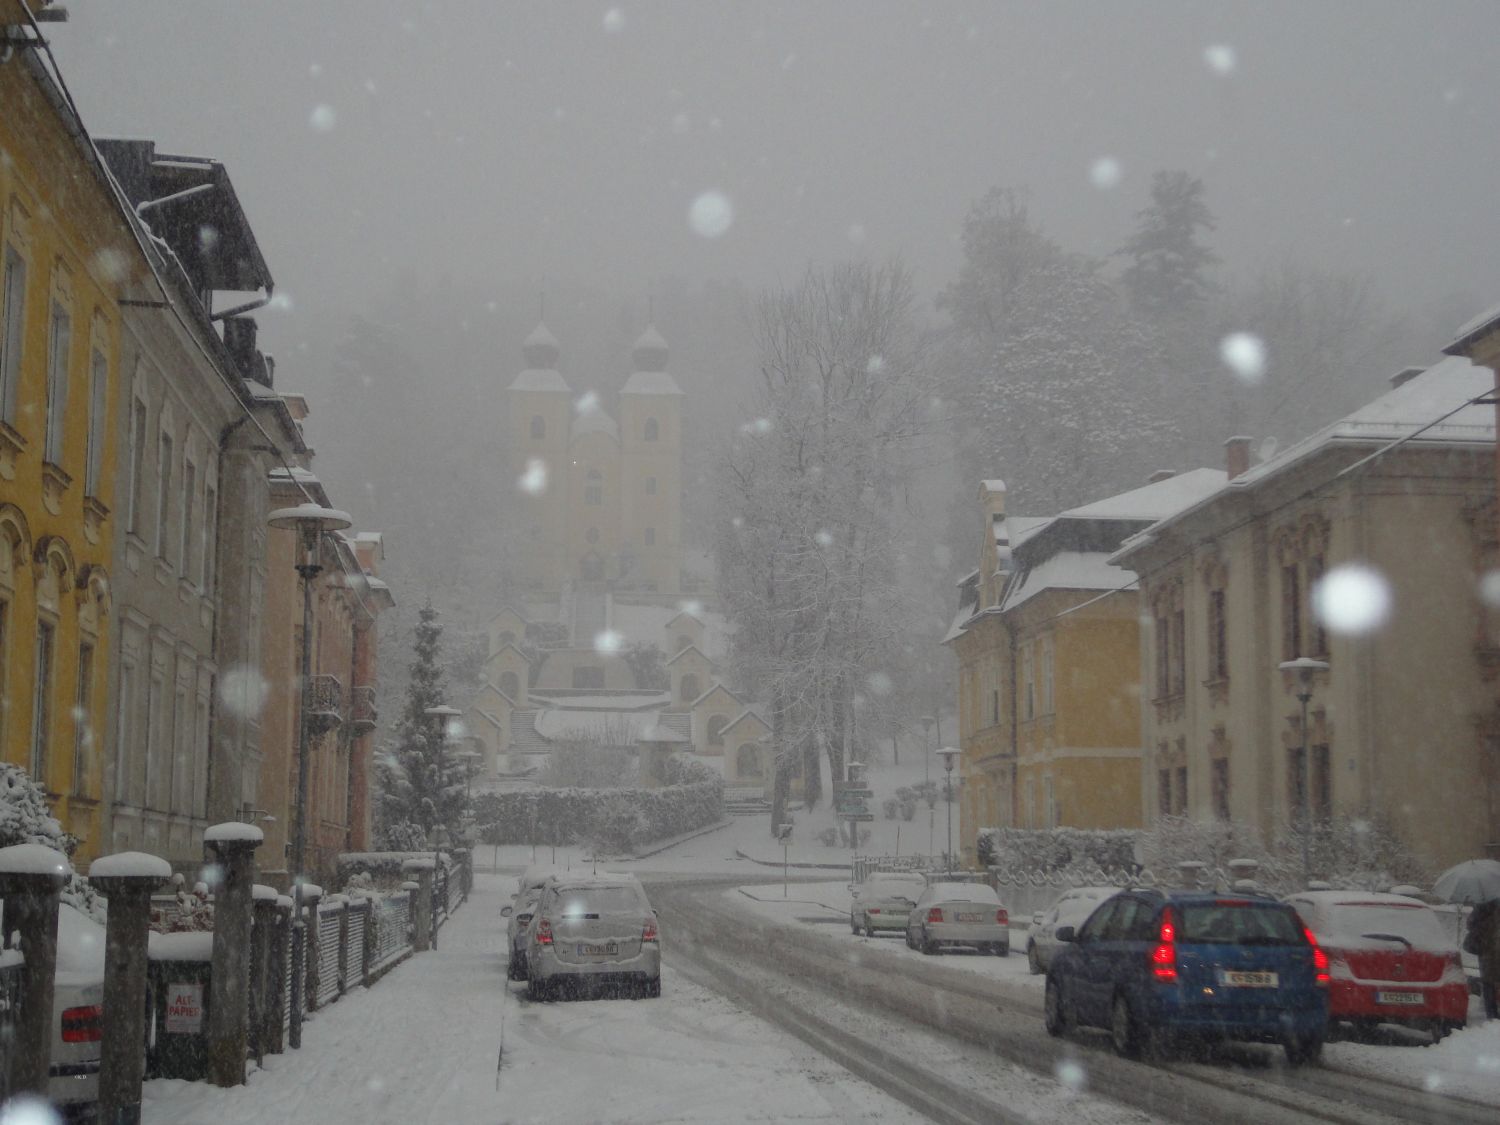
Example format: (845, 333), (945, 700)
(375, 601), (462, 847)
(1118, 170), (1219, 320)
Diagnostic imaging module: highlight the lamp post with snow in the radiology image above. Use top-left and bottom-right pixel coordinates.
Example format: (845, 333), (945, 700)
(266, 502), (351, 1050)
(936, 747), (961, 873)
(1278, 657), (1330, 887)
(425, 703), (462, 950)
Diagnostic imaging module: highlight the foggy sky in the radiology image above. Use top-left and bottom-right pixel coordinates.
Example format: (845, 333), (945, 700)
(47, 0), (1500, 363)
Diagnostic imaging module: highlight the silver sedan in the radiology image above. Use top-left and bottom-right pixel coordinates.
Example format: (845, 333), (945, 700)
(1025, 886), (1116, 974)
(905, 881), (1009, 955)
(849, 872), (929, 936)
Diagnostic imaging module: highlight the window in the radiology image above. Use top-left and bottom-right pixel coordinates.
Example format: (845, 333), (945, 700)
(1288, 745), (1306, 819)
(31, 620), (55, 782)
(585, 468), (602, 506)
(1043, 775), (1055, 828)
(1311, 742), (1331, 820)
(45, 301), (70, 464)
(73, 642), (93, 794)
(530, 414), (545, 439)
(571, 666), (604, 690)
(644, 527), (656, 547)
(1174, 765), (1187, 815)
(1282, 564), (1302, 660)
(86, 348), (107, 494)
(736, 744), (763, 778)
(173, 682), (191, 810)
(499, 670), (520, 699)
(1207, 588), (1228, 681)
(1042, 639), (1054, 714)
(1211, 757), (1230, 820)
(497, 630), (515, 648)
(115, 658), (136, 805)
(1022, 647), (1034, 720)
(127, 398), (147, 534)
(156, 432), (173, 560)
(1170, 608), (1186, 695)
(643, 417), (659, 442)
(1158, 768), (1172, 816)
(990, 688), (999, 726)
(680, 672), (700, 702)
(1306, 554), (1328, 658)
(180, 459), (197, 583)
(146, 672), (164, 807)
(1, 245), (26, 423)
(707, 714), (727, 746)
(1155, 611), (1171, 696)
(0, 600), (8, 750)
(675, 634), (691, 653)
(201, 483), (216, 595)
(646, 476), (657, 496)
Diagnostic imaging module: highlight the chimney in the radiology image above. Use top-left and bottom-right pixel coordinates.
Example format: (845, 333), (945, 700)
(1389, 365), (1424, 389)
(1224, 436), (1253, 481)
(1148, 469), (1176, 484)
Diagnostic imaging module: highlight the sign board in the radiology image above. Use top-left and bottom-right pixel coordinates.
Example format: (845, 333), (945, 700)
(835, 800), (869, 815)
(165, 982), (204, 1034)
(842, 813), (875, 822)
(832, 788), (873, 799)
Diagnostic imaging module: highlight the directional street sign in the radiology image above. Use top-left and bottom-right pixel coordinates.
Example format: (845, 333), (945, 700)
(842, 813), (874, 822)
(833, 788), (873, 799)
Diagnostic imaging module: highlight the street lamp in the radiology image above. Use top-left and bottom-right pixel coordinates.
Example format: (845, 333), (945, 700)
(1278, 657), (1330, 887)
(424, 703), (463, 951)
(920, 716), (934, 784)
(266, 502), (351, 1050)
(936, 747), (961, 873)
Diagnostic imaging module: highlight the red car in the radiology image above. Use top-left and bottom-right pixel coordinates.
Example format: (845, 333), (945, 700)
(1285, 890), (1467, 1042)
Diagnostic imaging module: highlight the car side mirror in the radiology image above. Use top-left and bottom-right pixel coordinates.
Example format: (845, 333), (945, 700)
(501, 905), (513, 918)
(1031, 911), (1044, 926)
(1055, 925), (1076, 944)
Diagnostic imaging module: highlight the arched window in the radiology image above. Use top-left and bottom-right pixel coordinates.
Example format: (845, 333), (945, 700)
(737, 744), (763, 779)
(499, 671), (520, 699)
(585, 468), (602, 506)
(680, 672), (700, 703)
(530, 415), (545, 440)
(708, 715), (728, 746)
(644, 417), (659, 442)
(497, 630), (515, 648)
(646, 476), (658, 496)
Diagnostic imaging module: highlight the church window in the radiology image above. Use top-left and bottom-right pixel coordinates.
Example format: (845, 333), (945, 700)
(708, 714), (728, 746)
(499, 671), (519, 699)
(736, 744), (763, 778)
(676, 635), (691, 653)
(530, 415), (545, 440)
(644, 527), (656, 547)
(585, 469), (602, 506)
(680, 672), (700, 703)
(586, 526), (599, 544)
(497, 630), (515, 648)
(644, 417), (659, 442)
(646, 476), (657, 496)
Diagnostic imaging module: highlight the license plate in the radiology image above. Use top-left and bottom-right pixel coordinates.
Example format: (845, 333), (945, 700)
(957, 913), (984, 923)
(1218, 970), (1278, 987)
(1376, 990), (1424, 1005)
(578, 942), (618, 956)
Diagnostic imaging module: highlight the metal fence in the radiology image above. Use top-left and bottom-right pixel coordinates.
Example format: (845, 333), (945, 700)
(372, 891), (411, 975)
(0, 955), (22, 1103)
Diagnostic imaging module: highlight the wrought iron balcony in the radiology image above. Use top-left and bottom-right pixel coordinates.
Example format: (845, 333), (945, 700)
(308, 674), (344, 735)
(350, 684), (378, 733)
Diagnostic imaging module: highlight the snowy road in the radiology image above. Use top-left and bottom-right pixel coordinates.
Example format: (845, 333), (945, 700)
(652, 875), (1500, 1125)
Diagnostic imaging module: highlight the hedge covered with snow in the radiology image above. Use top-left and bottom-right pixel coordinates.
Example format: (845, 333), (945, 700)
(977, 825), (1138, 874)
(472, 777), (723, 854)
(337, 850), (456, 890)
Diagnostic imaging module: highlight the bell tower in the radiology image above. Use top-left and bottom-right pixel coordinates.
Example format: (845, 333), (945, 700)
(506, 322), (572, 588)
(617, 325), (683, 590)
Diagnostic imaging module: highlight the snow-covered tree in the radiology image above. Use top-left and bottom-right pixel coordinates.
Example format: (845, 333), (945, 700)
(1118, 170), (1219, 321)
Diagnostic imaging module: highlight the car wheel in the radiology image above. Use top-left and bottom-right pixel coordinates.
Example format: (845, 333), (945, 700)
(995, 943), (1009, 957)
(1284, 1031), (1323, 1066)
(851, 913), (860, 935)
(905, 928), (916, 950)
(1044, 977), (1070, 1036)
(921, 930), (939, 956)
(1027, 943), (1043, 974)
(1110, 994), (1144, 1059)
(507, 952), (528, 982)
(527, 975), (551, 1002)
(643, 975), (662, 999)
(864, 916), (876, 939)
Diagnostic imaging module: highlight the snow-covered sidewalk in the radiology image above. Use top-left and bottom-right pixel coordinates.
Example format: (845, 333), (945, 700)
(138, 872), (922, 1124)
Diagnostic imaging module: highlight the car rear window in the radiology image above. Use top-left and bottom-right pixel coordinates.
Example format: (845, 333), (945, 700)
(1319, 902), (1452, 951)
(551, 887), (644, 915)
(926, 882), (999, 903)
(867, 879), (924, 896)
(1177, 902), (1303, 945)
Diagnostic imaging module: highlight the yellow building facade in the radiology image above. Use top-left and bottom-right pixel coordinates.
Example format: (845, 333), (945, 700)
(0, 44), (137, 857)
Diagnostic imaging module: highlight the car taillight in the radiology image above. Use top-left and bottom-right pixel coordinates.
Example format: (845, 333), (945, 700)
(868, 908), (880, 914)
(1303, 925), (1330, 987)
(996, 909), (1008, 926)
(535, 917), (553, 945)
(1151, 907), (1177, 982)
(642, 917), (659, 943)
(927, 907), (944, 924)
(61, 1005), (102, 1043)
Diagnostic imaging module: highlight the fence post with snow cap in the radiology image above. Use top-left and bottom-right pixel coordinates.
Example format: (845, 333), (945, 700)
(403, 858), (435, 951)
(0, 843), (69, 1098)
(301, 883), (324, 1011)
(204, 821), (263, 1086)
(90, 850), (172, 1125)
(248, 884), (280, 1063)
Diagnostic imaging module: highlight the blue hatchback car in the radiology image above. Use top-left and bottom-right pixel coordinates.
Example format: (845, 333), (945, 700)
(1044, 889), (1329, 1064)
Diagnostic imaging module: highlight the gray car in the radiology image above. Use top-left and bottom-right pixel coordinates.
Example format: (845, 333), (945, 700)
(849, 871), (928, 936)
(502, 884), (547, 980)
(1026, 886), (1116, 974)
(904, 881), (1010, 955)
(525, 874), (661, 1000)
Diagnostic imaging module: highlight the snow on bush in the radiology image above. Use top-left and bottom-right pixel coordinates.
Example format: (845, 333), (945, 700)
(0, 763), (103, 921)
(472, 777), (723, 853)
(978, 825), (1138, 875)
(337, 850), (456, 891)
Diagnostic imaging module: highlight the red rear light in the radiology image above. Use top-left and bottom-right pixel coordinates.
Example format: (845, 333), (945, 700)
(535, 917), (553, 946)
(868, 908), (880, 914)
(1151, 907), (1177, 982)
(926, 907), (944, 924)
(996, 909), (1008, 926)
(61, 1005), (102, 1043)
(642, 917), (659, 943)
(1303, 925), (1330, 986)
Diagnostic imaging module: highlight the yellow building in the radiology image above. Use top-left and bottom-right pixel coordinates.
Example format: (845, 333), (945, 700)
(946, 472), (1224, 865)
(0, 36), (139, 857)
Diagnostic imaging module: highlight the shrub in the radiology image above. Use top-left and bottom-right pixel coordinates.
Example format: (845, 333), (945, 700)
(817, 827), (839, 847)
(883, 797), (899, 820)
(471, 778), (723, 852)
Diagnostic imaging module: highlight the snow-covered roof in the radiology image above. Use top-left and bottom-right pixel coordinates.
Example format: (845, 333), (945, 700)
(527, 692), (668, 712)
(1056, 468), (1228, 524)
(533, 709), (665, 744)
(940, 602), (975, 645)
(620, 370), (683, 396)
(666, 643), (714, 667)
(981, 479), (1006, 492)
(721, 708), (770, 738)
(1004, 516), (1051, 550)
(268, 466), (320, 485)
(509, 368), (571, 393)
(1001, 551), (1137, 611)
(638, 724), (690, 743)
(1447, 303), (1500, 353)
(690, 682), (742, 709)
(571, 403), (619, 440)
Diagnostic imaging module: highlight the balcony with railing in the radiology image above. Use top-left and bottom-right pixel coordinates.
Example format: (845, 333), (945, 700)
(350, 684), (378, 733)
(309, 674), (345, 735)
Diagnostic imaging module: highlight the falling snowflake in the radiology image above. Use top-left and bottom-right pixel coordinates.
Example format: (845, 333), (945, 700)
(308, 104), (337, 132)
(518, 459), (549, 495)
(1313, 564), (1392, 635)
(595, 630), (624, 655)
(1089, 157), (1122, 189)
(218, 666), (270, 720)
(689, 191), (734, 238)
(1219, 332), (1266, 383)
(1204, 44), (1237, 75)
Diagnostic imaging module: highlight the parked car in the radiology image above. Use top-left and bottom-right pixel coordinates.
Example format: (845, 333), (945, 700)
(525, 874), (661, 1000)
(1284, 890), (1467, 1042)
(849, 871), (928, 936)
(905, 881), (1009, 955)
(1044, 889), (1329, 1064)
(1027, 887), (1116, 975)
(502, 882), (549, 981)
(50, 903), (106, 1117)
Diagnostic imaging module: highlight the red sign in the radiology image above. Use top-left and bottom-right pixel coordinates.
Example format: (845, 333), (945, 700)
(165, 982), (203, 1033)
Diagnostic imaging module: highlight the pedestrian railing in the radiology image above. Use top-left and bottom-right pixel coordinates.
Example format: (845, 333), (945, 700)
(0, 952), (23, 1104)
